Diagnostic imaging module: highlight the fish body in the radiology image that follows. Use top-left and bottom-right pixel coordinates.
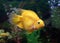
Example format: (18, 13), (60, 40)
(9, 9), (45, 33)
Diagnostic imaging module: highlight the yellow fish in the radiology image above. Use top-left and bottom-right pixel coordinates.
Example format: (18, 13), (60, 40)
(0, 32), (10, 37)
(9, 9), (45, 33)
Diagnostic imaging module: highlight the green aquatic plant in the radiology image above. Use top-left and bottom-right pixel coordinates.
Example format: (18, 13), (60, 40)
(26, 29), (40, 43)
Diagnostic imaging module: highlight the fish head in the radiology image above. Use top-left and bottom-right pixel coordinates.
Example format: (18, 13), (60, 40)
(32, 19), (45, 30)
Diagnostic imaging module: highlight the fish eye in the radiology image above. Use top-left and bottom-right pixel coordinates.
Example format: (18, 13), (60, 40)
(38, 22), (40, 24)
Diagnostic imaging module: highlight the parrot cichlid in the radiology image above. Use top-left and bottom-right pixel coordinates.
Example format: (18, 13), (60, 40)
(8, 9), (45, 33)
